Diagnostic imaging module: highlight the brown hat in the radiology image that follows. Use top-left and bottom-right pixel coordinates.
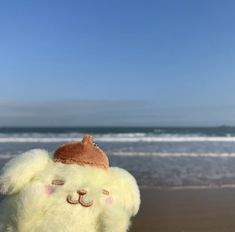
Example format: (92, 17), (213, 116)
(53, 135), (109, 169)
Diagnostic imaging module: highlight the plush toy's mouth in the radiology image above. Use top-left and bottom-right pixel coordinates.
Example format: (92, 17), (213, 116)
(66, 189), (93, 207)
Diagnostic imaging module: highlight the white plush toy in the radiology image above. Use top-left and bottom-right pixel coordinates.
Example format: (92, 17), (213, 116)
(0, 135), (140, 232)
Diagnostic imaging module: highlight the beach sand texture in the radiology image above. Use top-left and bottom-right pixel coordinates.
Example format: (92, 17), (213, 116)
(1, 187), (235, 232)
(130, 187), (235, 232)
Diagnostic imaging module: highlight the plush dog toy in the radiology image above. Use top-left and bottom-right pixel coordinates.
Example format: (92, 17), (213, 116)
(0, 135), (140, 232)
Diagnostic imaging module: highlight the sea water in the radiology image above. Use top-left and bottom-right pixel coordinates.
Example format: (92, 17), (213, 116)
(1, 127), (235, 188)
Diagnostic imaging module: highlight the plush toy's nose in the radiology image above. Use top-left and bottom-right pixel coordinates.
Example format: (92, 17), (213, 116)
(78, 189), (87, 196)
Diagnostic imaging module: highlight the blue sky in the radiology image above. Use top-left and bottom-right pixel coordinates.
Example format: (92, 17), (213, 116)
(0, 0), (235, 126)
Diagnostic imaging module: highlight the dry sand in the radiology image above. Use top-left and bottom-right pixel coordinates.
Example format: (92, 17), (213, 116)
(2, 187), (235, 232)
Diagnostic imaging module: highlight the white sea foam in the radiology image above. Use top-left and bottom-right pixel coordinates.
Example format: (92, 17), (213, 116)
(0, 152), (235, 160)
(1, 152), (235, 160)
(1, 134), (235, 143)
(111, 152), (235, 157)
(93, 136), (235, 142)
(0, 154), (17, 159)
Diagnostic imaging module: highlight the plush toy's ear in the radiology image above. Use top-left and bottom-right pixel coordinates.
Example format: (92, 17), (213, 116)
(0, 149), (50, 195)
(108, 167), (141, 217)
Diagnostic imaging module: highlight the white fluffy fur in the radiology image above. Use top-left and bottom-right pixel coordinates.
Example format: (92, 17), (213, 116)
(0, 149), (49, 195)
(0, 149), (140, 232)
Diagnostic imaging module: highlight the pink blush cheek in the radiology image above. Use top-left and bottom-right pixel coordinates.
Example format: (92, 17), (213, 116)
(105, 196), (113, 205)
(44, 185), (55, 195)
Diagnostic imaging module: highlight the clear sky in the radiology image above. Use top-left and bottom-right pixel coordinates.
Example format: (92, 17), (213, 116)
(0, 0), (235, 126)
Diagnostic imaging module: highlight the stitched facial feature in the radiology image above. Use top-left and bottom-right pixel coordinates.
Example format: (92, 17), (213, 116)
(51, 180), (65, 186)
(49, 180), (112, 207)
(67, 189), (94, 207)
(102, 189), (110, 195)
(102, 189), (113, 205)
(44, 179), (65, 195)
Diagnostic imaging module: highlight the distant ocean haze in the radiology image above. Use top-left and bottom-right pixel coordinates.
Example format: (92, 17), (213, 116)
(1, 101), (235, 127)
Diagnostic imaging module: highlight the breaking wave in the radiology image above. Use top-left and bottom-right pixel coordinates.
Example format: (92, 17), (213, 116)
(0, 132), (235, 143)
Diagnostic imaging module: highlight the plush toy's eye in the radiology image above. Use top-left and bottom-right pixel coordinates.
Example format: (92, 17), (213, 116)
(102, 189), (110, 195)
(51, 180), (65, 185)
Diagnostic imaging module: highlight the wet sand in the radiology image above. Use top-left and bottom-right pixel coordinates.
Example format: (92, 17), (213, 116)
(2, 187), (235, 232)
(130, 187), (235, 232)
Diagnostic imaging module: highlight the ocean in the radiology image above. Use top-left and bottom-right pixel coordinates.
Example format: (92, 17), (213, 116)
(1, 126), (235, 188)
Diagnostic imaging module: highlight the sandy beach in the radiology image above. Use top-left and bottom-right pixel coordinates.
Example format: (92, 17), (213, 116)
(2, 187), (235, 231)
(130, 187), (235, 232)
